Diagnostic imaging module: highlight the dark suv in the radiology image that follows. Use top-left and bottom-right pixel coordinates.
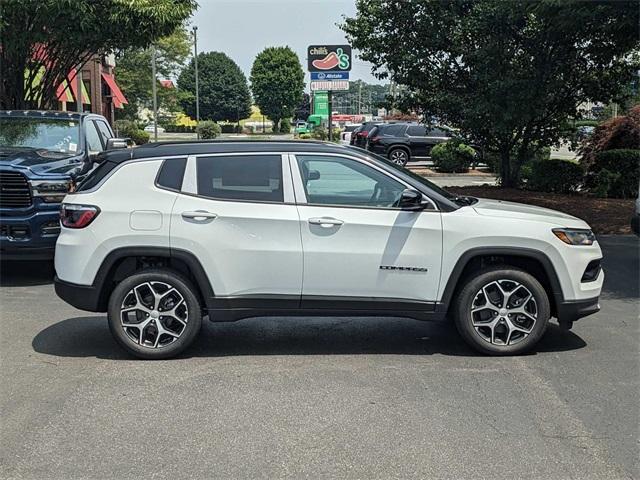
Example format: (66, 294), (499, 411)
(366, 123), (453, 165)
(351, 121), (382, 148)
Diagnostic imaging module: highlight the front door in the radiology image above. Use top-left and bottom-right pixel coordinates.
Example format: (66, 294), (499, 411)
(291, 153), (442, 309)
(170, 153), (302, 307)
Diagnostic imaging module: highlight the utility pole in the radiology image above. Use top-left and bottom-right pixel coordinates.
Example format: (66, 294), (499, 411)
(328, 91), (333, 142)
(193, 26), (200, 139)
(151, 45), (158, 142)
(76, 64), (82, 112)
(358, 81), (362, 115)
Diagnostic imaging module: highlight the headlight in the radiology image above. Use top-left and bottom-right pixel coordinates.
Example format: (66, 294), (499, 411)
(552, 228), (595, 246)
(30, 180), (71, 203)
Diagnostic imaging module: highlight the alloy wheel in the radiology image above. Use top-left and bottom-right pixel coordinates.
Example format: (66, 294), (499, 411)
(390, 150), (408, 165)
(120, 281), (188, 349)
(470, 279), (538, 346)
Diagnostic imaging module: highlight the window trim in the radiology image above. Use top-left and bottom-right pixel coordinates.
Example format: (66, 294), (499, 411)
(182, 152), (294, 205)
(288, 152), (438, 211)
(94, 119), (113, 148)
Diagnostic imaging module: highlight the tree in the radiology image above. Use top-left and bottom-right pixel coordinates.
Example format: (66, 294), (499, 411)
(178, 52), (252, 122)
(0, 0), (196, 109)
(342, 0), (640, 186)
(114, 26), (192, 120)
(250, 47), (304, 128)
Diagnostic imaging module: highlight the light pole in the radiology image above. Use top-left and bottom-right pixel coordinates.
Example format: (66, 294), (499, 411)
(151, 45), (158, 142)
(193, 26), (200, 139)
(76, 64), (83, 112)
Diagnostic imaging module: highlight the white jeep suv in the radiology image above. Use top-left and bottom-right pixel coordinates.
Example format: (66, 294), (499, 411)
(54, 141), (603, 359)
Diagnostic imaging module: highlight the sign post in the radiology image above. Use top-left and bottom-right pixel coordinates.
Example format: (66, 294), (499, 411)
(307, 44), (352, 142)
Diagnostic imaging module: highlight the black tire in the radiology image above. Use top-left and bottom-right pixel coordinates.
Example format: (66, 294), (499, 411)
(107, 269), (202, 359)
(453, 266), (550, 355)
(388, 147), (410, 166)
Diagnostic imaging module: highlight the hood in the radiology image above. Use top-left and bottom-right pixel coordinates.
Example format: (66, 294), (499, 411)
(0, 147), (83, 176)
(472, 197), (589, 228)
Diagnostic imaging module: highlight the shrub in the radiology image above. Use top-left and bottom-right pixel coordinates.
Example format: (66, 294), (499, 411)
(585, 149), (640, 198)
(311, 126), (327, 140)
(128, 129), (150, 145)
(579, 105), (640, 169)
(524, 159), (583, 193)
(196, 121), (221, 139)
(279, 118), (291, 134)
(431, 138), (475, 173)
(298, 133), (312, 139)
(113, 119), (149, 145)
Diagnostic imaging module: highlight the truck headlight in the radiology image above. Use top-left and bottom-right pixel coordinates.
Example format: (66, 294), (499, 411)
(30, 180), (71, 203)
(552, 228), (595, 246)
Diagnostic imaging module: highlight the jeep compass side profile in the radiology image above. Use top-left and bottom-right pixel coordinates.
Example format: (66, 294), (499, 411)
(54, 141), (603, 359)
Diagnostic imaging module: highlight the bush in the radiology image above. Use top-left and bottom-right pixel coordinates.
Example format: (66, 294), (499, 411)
(113, 119), (149, 145)
(431, 138), (475, 173)
(279, 118), (291, 134)
(128, 129), (150, 145)
(196, 121), (221, 139)
(523, 159), (583, 193)
(311, 126), (327, 140)
(579, 105), (640, 169)
(220, 124), (241, 134)
(585, 149), (640, 198)
(298, 133), (312, 139)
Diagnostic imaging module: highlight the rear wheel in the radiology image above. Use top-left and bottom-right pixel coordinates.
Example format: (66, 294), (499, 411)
(388, 147), (410, 166)
(107, 269), (202, 359)
(453, 267), (550, 355)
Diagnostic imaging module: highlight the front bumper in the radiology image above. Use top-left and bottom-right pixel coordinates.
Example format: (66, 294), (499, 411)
(556, 296), (600, 323)
(1, 209), (61, 260)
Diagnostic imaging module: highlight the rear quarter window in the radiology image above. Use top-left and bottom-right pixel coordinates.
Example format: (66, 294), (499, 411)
(75, 161), (118, 192)
(156, 158), (187, 191)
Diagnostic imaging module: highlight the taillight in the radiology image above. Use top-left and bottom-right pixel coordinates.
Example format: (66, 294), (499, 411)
(369, 136), (381, 143)
(60, 204), (100, 229)
(358, 131), (368, 137)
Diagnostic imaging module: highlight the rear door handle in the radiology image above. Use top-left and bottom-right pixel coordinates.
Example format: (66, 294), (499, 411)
(308, 217), (344, 227)
(181, 210), (217, 221)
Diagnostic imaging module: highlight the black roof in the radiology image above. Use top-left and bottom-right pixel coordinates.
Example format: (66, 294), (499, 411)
(0, 110), (94, 120)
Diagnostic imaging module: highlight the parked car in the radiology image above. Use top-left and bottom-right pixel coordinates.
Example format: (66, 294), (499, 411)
(352, 121), (382, 148)
(294, 121), (310, 136)
(54, 140), (603, 359)
(631, 185), (639, 236)
(0, 110), (127, 259)
(340, 124), (360, 145)
(144, 124), (165, 134)
(349, 124), (363, 145)
(367, 123), (453, 165)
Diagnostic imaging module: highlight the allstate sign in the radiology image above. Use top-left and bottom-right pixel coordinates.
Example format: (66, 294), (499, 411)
(310, 72), (349, 80)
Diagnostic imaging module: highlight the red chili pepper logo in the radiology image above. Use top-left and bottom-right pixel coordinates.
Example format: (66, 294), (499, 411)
(312, 52), (340, 70)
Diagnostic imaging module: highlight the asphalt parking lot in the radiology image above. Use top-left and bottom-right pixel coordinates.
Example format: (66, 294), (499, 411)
(0, 235), (638, 480)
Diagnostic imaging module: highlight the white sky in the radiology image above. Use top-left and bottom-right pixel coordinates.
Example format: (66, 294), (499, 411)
(191, 0), (381, 86)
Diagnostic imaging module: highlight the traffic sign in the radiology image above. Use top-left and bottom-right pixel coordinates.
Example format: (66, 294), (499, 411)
(310, 80), (349, 91)
(310, 71), (349, 81)
(307, 45), (352, 72)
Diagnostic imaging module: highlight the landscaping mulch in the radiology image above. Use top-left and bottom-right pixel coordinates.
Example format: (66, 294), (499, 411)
(445, 186), (635, 235)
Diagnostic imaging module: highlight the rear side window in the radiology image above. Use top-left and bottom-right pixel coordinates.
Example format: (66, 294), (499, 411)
(156, 158), (187, 191)
(381, 124), (406, 136)
(407, 125), (427, 136)
(196, 155), (283, 203)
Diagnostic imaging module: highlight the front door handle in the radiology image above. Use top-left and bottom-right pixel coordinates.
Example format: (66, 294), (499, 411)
(181, 210), (217, 221)
(308, 217), (344, 227)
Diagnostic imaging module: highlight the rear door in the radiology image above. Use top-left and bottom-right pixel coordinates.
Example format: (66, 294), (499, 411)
(424, 127), (452, 155)
(405, 125), (428, 157)
(170, 153), (303, 305)
(290, 153), (443, 308)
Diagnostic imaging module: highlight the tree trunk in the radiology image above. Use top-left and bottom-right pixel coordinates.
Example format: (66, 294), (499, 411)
(500, 148), (516, 187)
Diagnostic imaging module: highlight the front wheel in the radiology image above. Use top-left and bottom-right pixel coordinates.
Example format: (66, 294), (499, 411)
(107, 269), (202, 359)
(453, 267), (550, 355)
(388, 148), (410, 166)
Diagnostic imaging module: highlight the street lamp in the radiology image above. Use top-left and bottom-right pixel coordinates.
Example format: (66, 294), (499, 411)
(193, 26), (200, 139)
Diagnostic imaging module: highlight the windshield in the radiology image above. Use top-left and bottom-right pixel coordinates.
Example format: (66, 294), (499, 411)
(0, 117), (81, 155)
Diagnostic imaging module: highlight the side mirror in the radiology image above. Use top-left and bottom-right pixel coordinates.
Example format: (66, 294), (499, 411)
(399, 188), (429, 211)
(308, 169), (321, 181)
(106, 137), (129, 150)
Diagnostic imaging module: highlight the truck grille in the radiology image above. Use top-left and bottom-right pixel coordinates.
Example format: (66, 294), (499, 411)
(0, 171), (32, 208)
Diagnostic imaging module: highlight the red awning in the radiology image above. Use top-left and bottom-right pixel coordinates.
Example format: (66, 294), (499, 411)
(101, 72), (128, 108)
(68, 68), (90, 104)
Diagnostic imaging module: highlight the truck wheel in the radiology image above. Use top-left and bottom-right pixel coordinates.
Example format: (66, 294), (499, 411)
(453, 267), (550, 355)
(388, 148), (410, 166)
(107, 269), (202, 359)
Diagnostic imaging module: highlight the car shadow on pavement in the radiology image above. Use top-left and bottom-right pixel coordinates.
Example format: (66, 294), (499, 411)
(0, 260), (54, 287)
(32, 316), (586, 360)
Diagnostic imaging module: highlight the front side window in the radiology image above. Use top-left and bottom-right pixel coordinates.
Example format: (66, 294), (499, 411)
(296, 155), (405, 208)
(196, 155), (283, 202)
(382, 124), (407, 136)
(95, 120), (113, 144)
(85, 121), (104, 154)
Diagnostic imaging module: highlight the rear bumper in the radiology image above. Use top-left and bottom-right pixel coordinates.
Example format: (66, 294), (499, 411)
(54, 276), (103, 312)
(556, 296), (600, 323)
